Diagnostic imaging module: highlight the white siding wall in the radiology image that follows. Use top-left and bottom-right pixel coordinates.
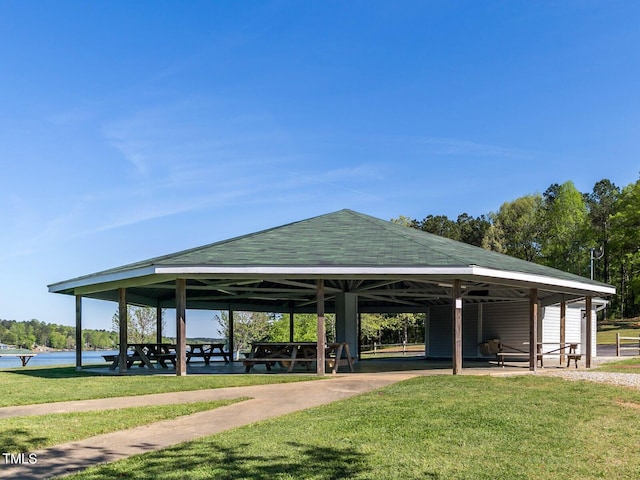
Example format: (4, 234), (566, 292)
(482, 302), (529, 352)
(425, 301), (597, 360)
(542, 306), (560, 346)
(542, 305), (596, 356)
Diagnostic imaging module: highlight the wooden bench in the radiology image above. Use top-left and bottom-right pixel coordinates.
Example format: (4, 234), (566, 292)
(243, 343), (295, 372)
(537, 343), (581, 368)
(565, 353), (582, 368)
(496, 351), (537, 367)
(496, 342), (582, 368)
(102, 354), (120, 370)
(151, 353), (176, 368)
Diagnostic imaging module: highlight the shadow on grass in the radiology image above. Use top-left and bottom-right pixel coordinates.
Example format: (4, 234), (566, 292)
(1, 366), (105, 379)
(0, 427), (48, 453)
(64, 441), (373, 480)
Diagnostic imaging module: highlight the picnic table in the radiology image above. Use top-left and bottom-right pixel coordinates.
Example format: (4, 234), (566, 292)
(0, 353), (36, 366)
(535, 342), (581, 368)
(495, 342), (581, 368)
(242, 342), (354, 374)
(103, 343), (176, 370)
(186, 343), (229, 364)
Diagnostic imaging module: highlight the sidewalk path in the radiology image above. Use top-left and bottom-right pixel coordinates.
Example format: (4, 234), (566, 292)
(0, 372), (419, 479)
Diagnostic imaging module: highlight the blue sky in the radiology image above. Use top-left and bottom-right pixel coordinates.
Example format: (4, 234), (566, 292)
(1, 1), (639, 338)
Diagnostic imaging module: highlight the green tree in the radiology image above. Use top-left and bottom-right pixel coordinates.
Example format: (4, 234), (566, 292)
(485, 194), (543, 261)
(456, 213), (490, 247)
(49, 331), (67, 349)
(418, 214), (459, 240)
(264, 313), (336, 343)
(610, 178), (640, 318)
(540, 181), (590, 275)
(216, 311), (272, 355)
(112, 306), (165, 344)
(85, 329), (116, 349)
(390, 215), (419, 228)
(585, 179), (621, 283)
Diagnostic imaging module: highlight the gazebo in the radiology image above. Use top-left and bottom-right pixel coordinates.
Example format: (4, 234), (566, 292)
(48, 209), (615, 375)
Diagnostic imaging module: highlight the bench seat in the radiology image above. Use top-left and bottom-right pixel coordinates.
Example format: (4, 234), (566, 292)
(186, 351), (229, 364)
(496, 351), (582, 368)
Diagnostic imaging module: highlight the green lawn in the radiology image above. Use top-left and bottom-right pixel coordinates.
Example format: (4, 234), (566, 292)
(597, 317), (640, 345)
(0, 365), (319, 407)
(596, 357), (640, 373)
(64, 375), (640, 480)
(1, 399), (246, 453)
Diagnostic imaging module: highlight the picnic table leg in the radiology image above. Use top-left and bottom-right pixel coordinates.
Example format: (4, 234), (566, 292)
(134, 346), (155, 369)
(287, 346), (299, 373)
(331, 345), (344, 374)
(343, 343), (354, 372)
(215, 345), (229, 363)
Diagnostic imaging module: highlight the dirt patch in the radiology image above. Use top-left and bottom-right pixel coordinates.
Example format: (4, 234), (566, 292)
(615, 399), (640, 409)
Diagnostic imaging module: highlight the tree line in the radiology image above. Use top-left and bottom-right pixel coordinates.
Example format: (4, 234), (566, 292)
(215, 311), (425, 355)
(396, 177), (640, 319)
(0, 319), (117, 350)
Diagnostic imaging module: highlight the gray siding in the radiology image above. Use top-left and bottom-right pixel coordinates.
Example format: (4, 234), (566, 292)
(426, 304), (479, 358)
(428, 306), (451, 357)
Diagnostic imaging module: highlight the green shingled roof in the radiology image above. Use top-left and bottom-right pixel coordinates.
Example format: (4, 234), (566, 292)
(70, 209), (607, 288)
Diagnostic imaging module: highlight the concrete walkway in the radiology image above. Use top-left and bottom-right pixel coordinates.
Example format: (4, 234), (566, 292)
(0, 372), (421, 479)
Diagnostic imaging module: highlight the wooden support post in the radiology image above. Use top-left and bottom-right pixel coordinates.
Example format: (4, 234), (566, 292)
(616, 333), (620, 357)
(452, 280), (462, 375)
(560, 301), (566, 365)
(229, 309), (234, 362)
(586, 296), (593, 369)
(75, 295), (82, 371)
(317, 279), (326, 376)
(357, 311), (362, 361)
(156, 304), (163, 344)
(118, 288), (128, 373)
(289, 302), (295, 343)
(529, 288), (538, 372)
(176, 279), (187, 376)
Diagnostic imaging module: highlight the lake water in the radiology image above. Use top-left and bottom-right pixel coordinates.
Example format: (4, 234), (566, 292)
(0, 350), (118, 369)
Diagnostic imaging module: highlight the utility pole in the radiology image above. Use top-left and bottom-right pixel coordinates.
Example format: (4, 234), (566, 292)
(590, 247), (604, 280)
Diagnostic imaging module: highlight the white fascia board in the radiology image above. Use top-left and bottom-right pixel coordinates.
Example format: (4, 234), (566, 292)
(49, 264), (615, 296)
(155, 265), (615, 294)
(468, 266), (616, 295)
(154, 266), (477, 276)
(48, 266), (159, 293)
(156, 265), (616, 295)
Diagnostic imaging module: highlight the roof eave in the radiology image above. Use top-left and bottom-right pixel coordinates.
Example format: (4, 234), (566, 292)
(48, 264), (616, 297)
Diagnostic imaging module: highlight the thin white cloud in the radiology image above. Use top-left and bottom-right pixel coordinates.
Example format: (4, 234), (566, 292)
(419, 137), (535, 159)
(287, 166), (385, 201)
